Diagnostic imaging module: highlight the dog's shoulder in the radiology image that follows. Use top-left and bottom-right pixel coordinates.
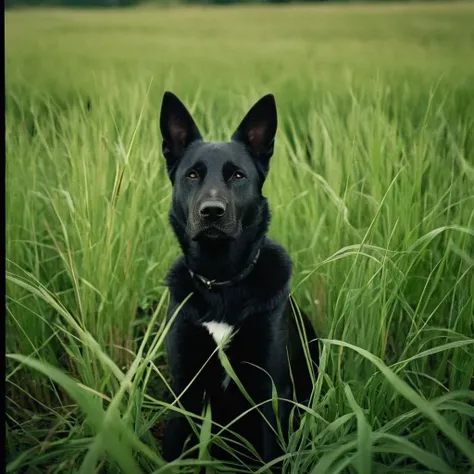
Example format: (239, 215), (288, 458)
(246, 238), (293, 303)
(256, 238), (293, 280)
(165, 256), (193, 298)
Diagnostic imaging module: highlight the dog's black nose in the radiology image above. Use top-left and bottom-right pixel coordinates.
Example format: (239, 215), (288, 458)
(199, 200), (226, 221)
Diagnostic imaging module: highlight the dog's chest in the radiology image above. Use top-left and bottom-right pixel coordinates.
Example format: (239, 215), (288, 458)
(196, 293), (246, 343)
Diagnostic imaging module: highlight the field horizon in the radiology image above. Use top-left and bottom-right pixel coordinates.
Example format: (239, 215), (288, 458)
(5, 2), (474, 473)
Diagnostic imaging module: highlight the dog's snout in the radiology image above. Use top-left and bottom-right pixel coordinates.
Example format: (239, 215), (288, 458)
(199, 200), (226, 221)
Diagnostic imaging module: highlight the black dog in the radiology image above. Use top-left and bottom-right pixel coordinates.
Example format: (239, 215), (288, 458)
(159, 91), (319, 468)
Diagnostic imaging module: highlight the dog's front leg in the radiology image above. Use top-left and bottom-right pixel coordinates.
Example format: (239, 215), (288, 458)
(162, 317), (206, 462)
(162, 375), (205, 462)
(261, 384), (290, 468)
(261, 333), (291, 469)
(262, 399), (281, 461)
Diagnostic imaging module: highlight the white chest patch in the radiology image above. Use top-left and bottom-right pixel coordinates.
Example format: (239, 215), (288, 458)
(202, 321), (234, 347)
(202, 321), (234, 390)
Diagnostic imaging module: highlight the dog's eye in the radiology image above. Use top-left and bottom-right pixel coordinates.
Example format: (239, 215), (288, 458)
(186, 170), (199, 180)
(231, 171), (246, 180)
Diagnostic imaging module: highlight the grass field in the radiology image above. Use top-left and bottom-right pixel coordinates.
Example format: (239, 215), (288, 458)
(5, 2), (474, 473)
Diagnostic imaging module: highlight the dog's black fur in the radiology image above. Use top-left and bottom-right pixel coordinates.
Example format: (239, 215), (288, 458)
(159, 91), (319, 468)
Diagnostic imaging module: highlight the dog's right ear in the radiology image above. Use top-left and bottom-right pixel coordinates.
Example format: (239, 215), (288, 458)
(160, 91), (202, 175)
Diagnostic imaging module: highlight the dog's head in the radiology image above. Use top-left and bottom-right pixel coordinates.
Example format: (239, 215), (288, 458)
(159, 91), (277, 244)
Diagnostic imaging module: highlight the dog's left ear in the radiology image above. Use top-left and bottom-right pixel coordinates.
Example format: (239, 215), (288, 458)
(160, 91), (202, 176)
(231, 94), (277, 173)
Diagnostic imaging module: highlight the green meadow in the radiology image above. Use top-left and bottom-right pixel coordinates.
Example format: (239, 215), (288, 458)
(5, 2), (474, 472)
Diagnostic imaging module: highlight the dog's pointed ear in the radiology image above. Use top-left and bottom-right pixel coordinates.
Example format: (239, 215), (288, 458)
(231, 94), (277, 172)
(160, 91), (202, 174)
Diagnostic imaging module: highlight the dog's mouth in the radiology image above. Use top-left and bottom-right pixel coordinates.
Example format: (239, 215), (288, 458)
(191, 226), (235, 242)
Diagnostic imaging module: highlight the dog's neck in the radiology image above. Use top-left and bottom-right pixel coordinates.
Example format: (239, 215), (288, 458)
(185, 231), (265, 283)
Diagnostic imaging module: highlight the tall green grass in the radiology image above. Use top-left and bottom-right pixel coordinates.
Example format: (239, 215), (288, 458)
(5, 2), (474, 472)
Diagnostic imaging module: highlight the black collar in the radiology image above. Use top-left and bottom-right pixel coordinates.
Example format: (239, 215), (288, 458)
(187, 249), (261, 291)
